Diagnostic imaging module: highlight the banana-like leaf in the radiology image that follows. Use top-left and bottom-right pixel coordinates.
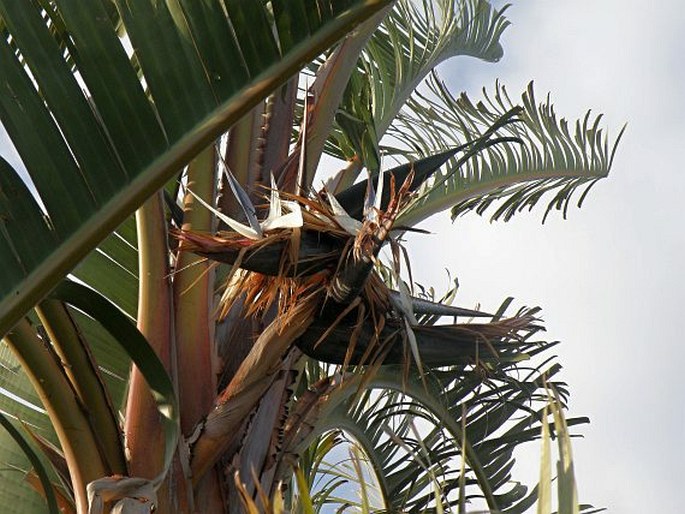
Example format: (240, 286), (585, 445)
(0, 0), (393, 337)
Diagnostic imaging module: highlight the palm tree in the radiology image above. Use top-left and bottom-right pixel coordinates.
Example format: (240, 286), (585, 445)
(0, 1), (621, 513)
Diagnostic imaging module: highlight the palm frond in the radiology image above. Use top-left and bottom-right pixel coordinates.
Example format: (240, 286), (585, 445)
(272, 290), (589, 513)
(325, 0), (509, 179)
(0, 0), (394, 337)
(298, 357), (585, 513)
(393, 75), (625, 226)
(371, 0), (508, 135)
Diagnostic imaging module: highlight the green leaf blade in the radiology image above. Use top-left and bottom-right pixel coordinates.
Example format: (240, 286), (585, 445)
(52, 0), (168, 170)
(114, 0), (218, 138)
(0, 0), (394, 337)
(0, 35), (96, 236)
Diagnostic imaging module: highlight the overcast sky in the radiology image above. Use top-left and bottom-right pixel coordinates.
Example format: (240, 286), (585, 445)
(407, 1), (684, 512)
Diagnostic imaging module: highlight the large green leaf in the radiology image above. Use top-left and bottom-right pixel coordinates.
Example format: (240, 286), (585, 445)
(320, 0), (621, 225)
(0, 0), (394, 337)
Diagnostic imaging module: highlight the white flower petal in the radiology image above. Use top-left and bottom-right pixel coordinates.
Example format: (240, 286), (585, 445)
(186, 188), (262, 240)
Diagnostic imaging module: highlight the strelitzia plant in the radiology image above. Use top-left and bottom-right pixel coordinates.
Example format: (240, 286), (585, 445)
(0, 1), (621, 513)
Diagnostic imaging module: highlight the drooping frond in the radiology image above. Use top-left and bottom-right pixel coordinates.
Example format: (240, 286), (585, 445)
(285, 345), (588, 513)
(394, 75), (625, 226)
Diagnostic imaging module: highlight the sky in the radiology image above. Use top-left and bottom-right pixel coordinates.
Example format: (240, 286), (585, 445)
(406, 1), (685, 512)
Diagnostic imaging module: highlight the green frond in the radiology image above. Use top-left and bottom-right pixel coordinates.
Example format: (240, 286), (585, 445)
(311, 365), (568, 512)
(292, 300), (589, 513)
(367, 0), (509, 136)
(395, 76), (625, 226)
(325, 0), (509, 176)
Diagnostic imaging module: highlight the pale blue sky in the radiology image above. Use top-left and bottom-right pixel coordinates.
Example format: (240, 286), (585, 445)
(408, 1), (684, 512)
